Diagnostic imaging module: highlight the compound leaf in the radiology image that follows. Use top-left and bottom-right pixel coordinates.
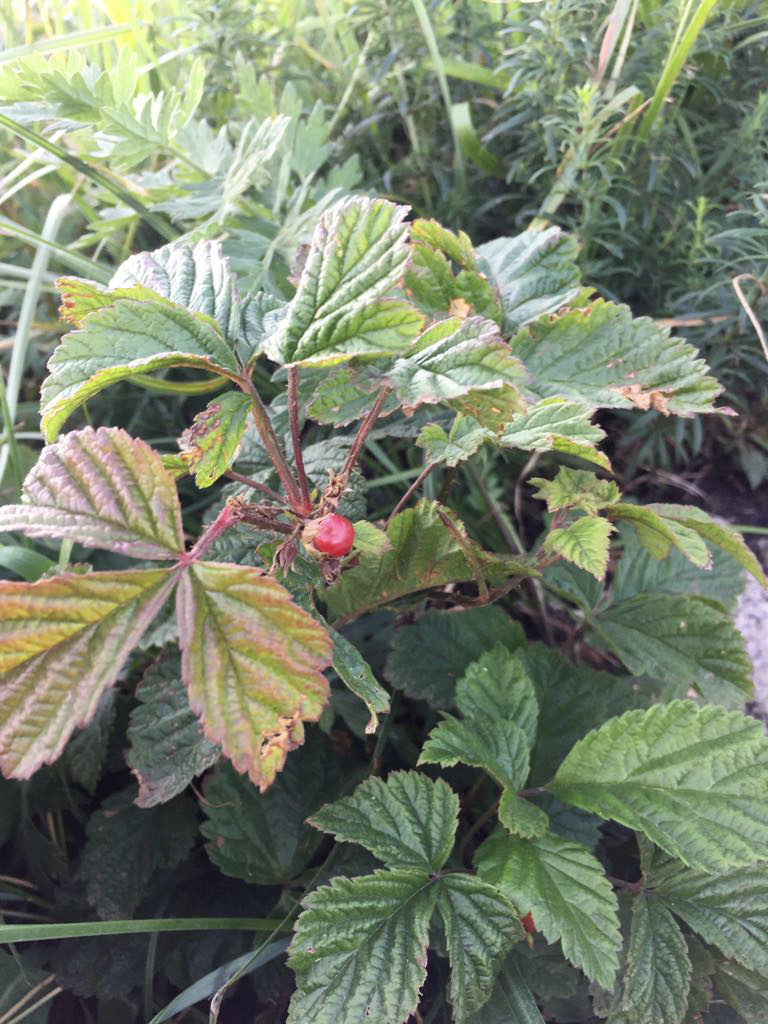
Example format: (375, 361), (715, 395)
(309, 771), (458, 873)
(551, 701), (768, 871)
(620, 893), (691, 1024)
(0, 426), (185, 559)
(475, 829), (621, 990)
(126, 651), (219, 807)
(543, 516), (615, 580)
(176, 561), (332, 791)
(178, 391), (252, 487)
(287, 868), (438, 1024)
(0, 567), (175, 778)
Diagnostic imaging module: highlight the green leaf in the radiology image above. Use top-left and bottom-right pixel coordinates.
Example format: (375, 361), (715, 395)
(0, 950), (50, 1024)
(65, 690), (116, 793)
(531, 467), (620, 514)
(714, 960), (768, 1021)
(178, 391), (252, 487)
(0, 544), (55, 582)
(456, 645), (538, 747)
(543, 516), (615, 580)
(551, 701), (768, 871)
(0, 567), (175, 778)
(324, 500), (535, 624)
(386, 606), (526, 707)
(57, 275), (157, 326)
(649, 859), (768, 976)
(126, 652), (219, 807)
(420, 714), (530, 790)
(40, 298), (239, 441)
(466, 959), (546, 1024)
(389, 316), (525, 413)
(609, 504), (711, 568)
(476, 227), (582, 334)
(416, 414), (492, 467)
(176, 561), (331, 791)
(307, 364), (400, 426)
(201, 735), (347, 885)
(309, 771), (458, 872)
(268, 197), (420, 366)
(287, 868), (438, 1024)
(498, 791), (550, 840)
(509, 300), (721, 416)
(590, 594), (753, 705)
(437, 873), (524, 1020)
(475, 829), (621, 989)
(499, 397), (610, 470)
(329, 627), (389, 734)
(621, 892), (691, 1024)
(0, 426), (185, 559)
(80, 786), (197, 919)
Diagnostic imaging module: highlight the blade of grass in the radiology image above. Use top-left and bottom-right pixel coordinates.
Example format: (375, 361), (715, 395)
(0, 23), (134, 64)
(0, 217), (110, 280)
(0, 547), (56, 582)
(0, 917), (289, 944)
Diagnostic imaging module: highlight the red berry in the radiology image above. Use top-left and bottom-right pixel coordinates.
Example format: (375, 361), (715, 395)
(522, 912), (536, 934)
(312, 514), (355, 557)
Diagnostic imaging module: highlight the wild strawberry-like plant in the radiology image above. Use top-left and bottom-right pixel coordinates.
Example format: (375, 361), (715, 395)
(1, 198), (767, 1023)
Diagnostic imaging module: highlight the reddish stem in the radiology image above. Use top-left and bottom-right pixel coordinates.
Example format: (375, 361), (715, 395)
(181, 502), (240, 565)
(224, 470), (284, 505)
(334, 386), (391, 495)
(386, 462), (436, 526)
(240, 377), (304, 513)
(287, 367), (312, 514)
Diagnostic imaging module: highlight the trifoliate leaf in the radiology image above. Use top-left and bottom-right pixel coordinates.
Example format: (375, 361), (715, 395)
(201, 735), (348, 885)
(419, 715), (530, 792)
(176, 561), (331, 791)
(475, 829), (621, 989)
(509, 300), (721, 415)
(531, 467), (620, 514)
(499, 397), (609, 469)
(543, 516), (615, 580)
(309, 771), (458, 872)
(476, 227), (582, 334)
(57, 275), (157, 326)
(386, 606), (526, 707)
(324, 500), (535, 624)
(80, 786), (197, 919)
(590, 594), (753, 705)
(178, 391), (252, 487)
(268, 197), (420, 366)
(288, 868), (438, 1024)
(456, 645), (538, 747)
(437, 873), (524, 1020)
(0, 427), (185, 559)
(551, 701), (768, 871)
(621, 893), (691, 1024)
(0, 567), (175, 778)
(389, 316), (526, 413)
(329, 627), (389, 734)
(649, 859), (768, 975)
(416, 415), (492, 467)
(126, 652), (219, 807)
(41, 298), (240, 441)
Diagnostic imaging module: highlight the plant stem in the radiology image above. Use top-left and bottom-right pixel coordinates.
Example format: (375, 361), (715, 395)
(183, 503), (240, 564)
(334, 386), (392, 496)
(457, 797), (500, 863)
(436, 507), (489, 603)
(240, 377), (304, 513)
(287, 367), (312, 513)
(386, 462), (436, 525)
(224, 471), (284, 505)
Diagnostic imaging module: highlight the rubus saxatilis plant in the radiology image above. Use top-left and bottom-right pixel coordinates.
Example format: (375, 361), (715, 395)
(1, 196), (768, 1023)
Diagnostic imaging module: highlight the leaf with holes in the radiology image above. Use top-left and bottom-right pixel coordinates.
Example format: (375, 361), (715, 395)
(178, 391), (252, 487)
(0, 567), (175, 778)
(0, 427), (184, 559)
(531, 468), (620, 515)
(176, 561), (331, 791)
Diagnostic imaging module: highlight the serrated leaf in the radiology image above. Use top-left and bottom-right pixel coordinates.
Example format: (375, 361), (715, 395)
(40, 298), (239, 441)
(287, 868), (437, 1024)
(609, 504), (711, 568)
(543, 516), (615, 580)
(416, 415), (492, 466)
(551, 701), (768, 871)
(475, 829), (621, 989)
(0, 427), (185, 559)
(456, 645), (538, 747)
(80, 786), (197, 919)
(176, 561), (331, 791)
(65, 690), (116, 793)
(437, 873), (524, 1020)
(309, 771), (458, 872)
(621, 893), (691, 1024)
(498, 791), (550, 839)
(714, 960), (768, 1021)
(509, 300), (721, 416)
(126, 652), (219, 807)
(325, 500), (535, 624)
(268, 198), (418, 366)
(591, 594), (753, 705)
(386, 606), (526, 707)
(499, 397), (609, 469)
(329, 627), (389, 734)
(476, 227), (582, 334)
(178, 391), (252, 487)
(649, 859), (768, 975)
(0, 567), (175, 778)
(307, 364), (400, 426)
(201, 735), (347, 884)
(466, 959), (546, 1024)
(389, 316), (525, 413)
(531, 467), (620, 514)
(420, 715), (530, 791)
(57, 275), (157, 326)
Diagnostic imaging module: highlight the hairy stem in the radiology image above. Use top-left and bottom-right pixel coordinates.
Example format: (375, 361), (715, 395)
(287, 367), (312, 513)
(183, 502), (240, 564)
(436, 507), (489, 603)
(334, 386), (392, 496)
(224, 470), (284, 505)
(240, 377), (304, 513)
(386, 462), (437, 525)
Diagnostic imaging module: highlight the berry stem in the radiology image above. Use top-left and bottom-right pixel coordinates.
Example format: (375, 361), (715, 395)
(334, 386), (391, 496)
(224, 471), (284, 505)
(287, 366), (312, 514)
(386, 461), (437, 525)
(239, 376), (304, 514)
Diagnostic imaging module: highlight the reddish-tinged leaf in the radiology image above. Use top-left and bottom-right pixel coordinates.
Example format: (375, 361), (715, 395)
(0, 427), (184, 560)
(56, 276), (157, 327)
(0, 568), (176, 778)
(176, 562), (332, 791)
